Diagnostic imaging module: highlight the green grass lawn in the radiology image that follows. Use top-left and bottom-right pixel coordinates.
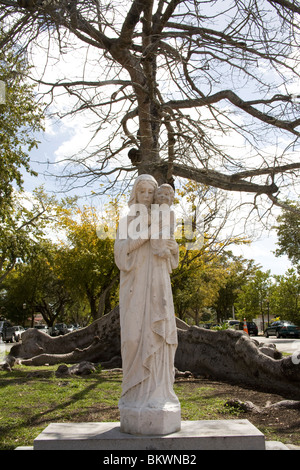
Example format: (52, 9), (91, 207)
(2, 364), (296, 450)
(0, 365), (243, 450)
(0, 366), (122, 449)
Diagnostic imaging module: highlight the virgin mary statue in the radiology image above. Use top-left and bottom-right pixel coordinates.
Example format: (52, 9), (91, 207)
(114, 174), (181, 435)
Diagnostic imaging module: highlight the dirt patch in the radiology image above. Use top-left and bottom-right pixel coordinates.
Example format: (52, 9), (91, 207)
(176, 376), (300, 446)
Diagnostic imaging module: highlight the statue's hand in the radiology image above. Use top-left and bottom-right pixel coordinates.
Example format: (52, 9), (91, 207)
(166, 239), (178, 253)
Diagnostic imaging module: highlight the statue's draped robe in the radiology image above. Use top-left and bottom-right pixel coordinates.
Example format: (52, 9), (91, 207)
(114, 218), (179, 410)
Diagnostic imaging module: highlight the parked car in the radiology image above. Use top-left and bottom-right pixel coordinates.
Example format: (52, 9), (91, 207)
(264, 321), (300, 338)
(1, 322), (17, 343)
(34, 325), (50, 335)
(67, 324), (77, 333)
(224, 320), (240, 329)
(50, 323), (68, 336)
(0, 320), (13, 340)
(238, 321), (258, 336)
(13, 326), (25, 342)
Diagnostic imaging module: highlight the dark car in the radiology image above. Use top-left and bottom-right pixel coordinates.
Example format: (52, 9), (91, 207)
(238, 321), (258, 336)
(0, 320), (13, 341)
(264, 321), (300, 338)
(50, 323), (68, 337)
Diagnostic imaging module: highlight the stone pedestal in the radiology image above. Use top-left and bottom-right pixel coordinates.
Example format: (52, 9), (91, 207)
(33, 419), (266, 450)
(119, 403), (181, 435)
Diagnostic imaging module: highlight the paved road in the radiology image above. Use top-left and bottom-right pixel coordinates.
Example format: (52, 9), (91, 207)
(0, 341), (13, 362)
(252, 336), (300, 354)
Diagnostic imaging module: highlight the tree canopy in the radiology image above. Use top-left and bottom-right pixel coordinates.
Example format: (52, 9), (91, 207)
(0, 0), (299, 217)
(0, 32), (44, 215)
(1, 191), (299, 327)
(275, 202), (300, 270)
(0, 188), (58, 284)
(55, 204), (119, 319)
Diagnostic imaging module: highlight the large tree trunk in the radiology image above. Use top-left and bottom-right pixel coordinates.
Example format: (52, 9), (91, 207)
(175, 327), (300, 398)
(8, 306), (300, 398)
(10, 307), (122, 367)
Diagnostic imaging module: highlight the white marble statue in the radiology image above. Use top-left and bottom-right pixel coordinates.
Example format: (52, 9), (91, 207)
(114, 174), (181, 435)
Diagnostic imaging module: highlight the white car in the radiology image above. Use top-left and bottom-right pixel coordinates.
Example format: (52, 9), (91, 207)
(13, 326), (25, 342)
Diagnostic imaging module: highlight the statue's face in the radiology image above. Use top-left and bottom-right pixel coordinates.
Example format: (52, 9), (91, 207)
(136, 181), (155, 208)
(155, 187), (172, 206)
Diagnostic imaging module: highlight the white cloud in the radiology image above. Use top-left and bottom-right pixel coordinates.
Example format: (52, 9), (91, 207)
(54, 121), (91, 162)
(232, 234), (293, 276)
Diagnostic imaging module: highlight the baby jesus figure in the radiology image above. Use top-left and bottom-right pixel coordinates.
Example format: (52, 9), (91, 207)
(150, 184), (176, 272)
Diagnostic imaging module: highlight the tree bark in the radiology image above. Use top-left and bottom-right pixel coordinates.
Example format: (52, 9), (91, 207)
(8, 306), (300, 398)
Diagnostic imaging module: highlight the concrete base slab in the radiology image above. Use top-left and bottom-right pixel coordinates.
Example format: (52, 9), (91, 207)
(33, 419), (265, 450)
(265, 441), (290, 450)
(15, 446), (34, 450)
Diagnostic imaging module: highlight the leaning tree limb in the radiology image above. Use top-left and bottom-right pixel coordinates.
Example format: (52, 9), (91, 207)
(6, 306), (300, 398)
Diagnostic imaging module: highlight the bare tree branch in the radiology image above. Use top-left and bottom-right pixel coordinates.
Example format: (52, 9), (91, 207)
(1, 0), (300, 216)
(165, 91), (300, 136)
(268, 0), (300, 14)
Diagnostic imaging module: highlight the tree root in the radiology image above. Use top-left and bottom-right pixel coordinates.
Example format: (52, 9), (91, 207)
(225, 399), (300, 413)
(5, 306), (300, 398)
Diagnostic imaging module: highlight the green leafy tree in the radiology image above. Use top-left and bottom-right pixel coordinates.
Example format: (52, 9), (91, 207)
(271, 269), (300, 325)
(0, 188), (55, 284)
(172, 245), (228, 324)
(213, 252), (259, 322)
(0, 241), (73, 327)
(171, 181), (252, 324)
(0, 34), (44, 216)
(275, 202), (300, 271)
(235, 270), (272, 323)
(56, 204), (119, 320)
